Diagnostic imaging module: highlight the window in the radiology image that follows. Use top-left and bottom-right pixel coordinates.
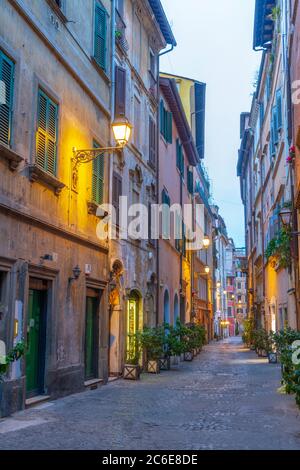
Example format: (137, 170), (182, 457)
(228, 307), (232, 317)
(0, 49), (14, 147)
(133, 96), (141, 149)
(187, 167), (193, 194)
(115, 0), (124, 17)
(160, 100), (172, 143)
(94, 3), (107, 70)
(149, 117), (156, 167)
(112, 172), (122, 227)
(149, 50), (156, 78)
(133, 14), (141, 72)
(92, 141), (104, 205)
(115, 66), (126, 117)
(55, 0), (62, 7)
(162, 189), (170, 239)
(276, 89), (282, 131)
(176, 139), (184, 177)
(237, 282), (241, 290)
(36, 89), (58, 175)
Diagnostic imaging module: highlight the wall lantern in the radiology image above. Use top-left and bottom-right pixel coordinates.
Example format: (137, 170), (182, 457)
(216, 281), (221, 288)
(279, 206), (293, 228)
(202, 236), (210, 249)
(204, 266), (210, 274)
(69, 265), (82, 283)
(72, 117), (132, 175)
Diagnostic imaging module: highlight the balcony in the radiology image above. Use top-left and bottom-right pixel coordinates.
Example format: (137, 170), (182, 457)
(115, 10), (129, 53)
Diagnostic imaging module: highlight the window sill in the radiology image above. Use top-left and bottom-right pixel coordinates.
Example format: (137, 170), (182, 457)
(0, 144), (24, 170)
(91, 57), (110, 84)
(28, 164), (65, 195)
(46, 0), (68, 23)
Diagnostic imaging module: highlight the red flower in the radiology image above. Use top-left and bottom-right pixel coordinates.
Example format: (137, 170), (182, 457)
(287, 156), (293, 164)
(289, 145), (296, 154)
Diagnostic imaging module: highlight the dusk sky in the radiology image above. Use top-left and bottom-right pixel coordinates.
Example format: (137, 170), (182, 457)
(160, 0), (262, 247)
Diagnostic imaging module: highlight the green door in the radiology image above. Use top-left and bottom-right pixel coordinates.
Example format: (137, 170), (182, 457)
(26, 289), (45, 395)
(85, 297), (98, 380)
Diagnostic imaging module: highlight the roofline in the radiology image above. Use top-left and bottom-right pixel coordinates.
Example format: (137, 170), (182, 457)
(160, 77), (199, 166)
(148, 0), (177, 46)
(160, 71), (205, 86)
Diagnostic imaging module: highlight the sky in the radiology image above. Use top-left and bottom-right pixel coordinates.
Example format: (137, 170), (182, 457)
(160, 0), (262, 247)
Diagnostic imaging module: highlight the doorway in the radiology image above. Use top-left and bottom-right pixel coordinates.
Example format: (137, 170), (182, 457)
(126, 291), (140, 363)
(85, 293), (99, 380)
(26, 283), (48, 397)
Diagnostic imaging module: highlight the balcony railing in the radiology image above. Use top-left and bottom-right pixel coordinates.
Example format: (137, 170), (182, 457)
(115, 10), (129, 52)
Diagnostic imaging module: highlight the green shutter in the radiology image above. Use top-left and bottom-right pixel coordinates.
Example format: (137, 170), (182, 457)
(176, 139), (180, 170)
(160, 100), (164, 135)
(276, 89), (282, 131)
(0, 50), (14, 146)
(180, 144), (184, 177)
(167, 112), (172, 144)
(187, 167), (194, 194)
(94, 4), (107, 70)
(92, 141), (104, 204)
(36, 89), (58, 175)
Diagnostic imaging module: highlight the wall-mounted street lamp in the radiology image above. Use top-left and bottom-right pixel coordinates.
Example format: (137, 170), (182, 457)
(69, 265), (82, 283)
(204, 266), (210, 274)
(72, 117), (132, 172)
(216, 281), (221, 288)
(279, 206), (293, 228)
(202, 236), (210, 249)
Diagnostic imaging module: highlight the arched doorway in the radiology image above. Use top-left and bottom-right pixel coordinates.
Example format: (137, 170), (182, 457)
(126, 290), (141, 363)
(174, 294), (179, 324)
(164, 290), (170, 324)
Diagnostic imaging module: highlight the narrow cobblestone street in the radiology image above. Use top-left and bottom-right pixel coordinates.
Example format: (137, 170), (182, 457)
(1, 337), (300, 450)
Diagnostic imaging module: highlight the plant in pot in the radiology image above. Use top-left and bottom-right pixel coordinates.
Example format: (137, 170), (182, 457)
(163, 322), (184, 368)
(178, 323), (195, 362)
(195, 324), (206, 353)
(138, 326), (165, 374)
(123, 334), (141, 380)
(0, 341), (25, 415)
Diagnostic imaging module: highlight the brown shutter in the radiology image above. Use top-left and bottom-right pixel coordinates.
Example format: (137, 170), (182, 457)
(115, 66), (126, 117)
(149, 117), (156, 167)
(113, 172), (122, 226)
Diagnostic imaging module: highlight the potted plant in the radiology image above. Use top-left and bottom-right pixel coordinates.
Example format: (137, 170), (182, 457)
(163, 321), (184, 368)
(0, 341), (25, 416)
(123, 334), (141, 380)
(138, 326), (165, 374)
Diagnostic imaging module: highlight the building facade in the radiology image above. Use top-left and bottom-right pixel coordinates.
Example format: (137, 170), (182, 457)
(0, 0), (115, 416)
(107, 0), (176, 376)
(238, 0), (298, 332)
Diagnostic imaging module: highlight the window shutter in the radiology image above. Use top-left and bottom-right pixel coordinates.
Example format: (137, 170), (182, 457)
(92, 141), (104, 204)
(112, 172), (122, 226)
(0, 50), (14, 146)
(36, 89), (58, 175)
(149, 117), (156, 167)
(273, 106), (279, 145)
(276, 89), (282, 131)
(167, 111), (172, 144)
(187, 167), (194, 194)
(160, 100), (164, 135)
(115, 66), (126, 117)
(94, 4), (107, 70)
(180, 145), (184, 177)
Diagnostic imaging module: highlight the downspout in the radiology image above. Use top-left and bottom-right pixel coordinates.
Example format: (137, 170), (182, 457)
(159, 44), (174, 57)
(108, 0), (116, 375)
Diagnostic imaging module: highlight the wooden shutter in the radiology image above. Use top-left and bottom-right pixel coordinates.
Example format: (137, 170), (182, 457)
(112, 171), (122, 226)
(167, 112), (172, 144)
(272, 106), (279, 145)
(160, 100), (164, 135)
(276, 89), (282, 131)
(187, 167), (194, 194)
(115, 66), (126, 117)
(149, 117), (156, 167)
(92, 141), (104, 204)
(176, 139), (180, 170)
(36, 89), (58, 175)
(94, 4), (107, 70)
(0, 50), (14, 146)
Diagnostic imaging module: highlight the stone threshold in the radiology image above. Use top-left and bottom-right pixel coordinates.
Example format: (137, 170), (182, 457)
(25, 395), (51, 408)
(84, 378), (104, 389)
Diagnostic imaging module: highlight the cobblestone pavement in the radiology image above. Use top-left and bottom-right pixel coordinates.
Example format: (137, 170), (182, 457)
(1, 337), (300, 450)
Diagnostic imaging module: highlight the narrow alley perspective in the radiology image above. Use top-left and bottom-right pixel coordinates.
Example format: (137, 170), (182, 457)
(0, 338), (299, 451)
(2, 0), (300, 459)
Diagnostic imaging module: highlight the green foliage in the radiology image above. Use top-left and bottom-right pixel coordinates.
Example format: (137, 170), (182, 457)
(265, 228), (292, 270)
(138, 326), (165, 361)
(252, 329), (273, 354)
(272, 328), (300, 408)
(242, 317), (255, 346)
(125, 335), (142, 365)
(0, 341), (25, 380)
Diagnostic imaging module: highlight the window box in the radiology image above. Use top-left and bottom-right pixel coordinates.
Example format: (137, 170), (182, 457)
(0, 144), (23, 170)
(28, 164), (65, 195)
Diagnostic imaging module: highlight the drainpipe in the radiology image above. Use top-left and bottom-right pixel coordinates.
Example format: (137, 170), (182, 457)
(107, 0), (116, 375)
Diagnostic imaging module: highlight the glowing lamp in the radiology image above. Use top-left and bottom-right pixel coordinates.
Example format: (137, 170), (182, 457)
(203, 236), (210, 249)
(112, 118), (132, 147)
